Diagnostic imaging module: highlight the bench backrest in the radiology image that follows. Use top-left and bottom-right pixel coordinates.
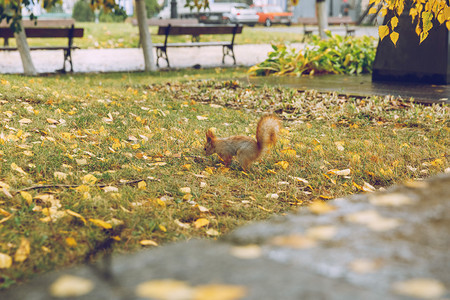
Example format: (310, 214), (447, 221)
(298, 16), (354, 25)
(0, 19), (75, 28)
(132, 18), (199, 26)
(157, 24), (243, 36)
(0, 27), (84, 39)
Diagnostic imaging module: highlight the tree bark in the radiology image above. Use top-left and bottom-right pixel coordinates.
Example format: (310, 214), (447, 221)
(14, 19), (37, 76)
(316, 0), (328, 39)
(136, 0), (156, 71)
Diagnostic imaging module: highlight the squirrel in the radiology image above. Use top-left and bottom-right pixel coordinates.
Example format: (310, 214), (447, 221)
(204, 115), (281, 170)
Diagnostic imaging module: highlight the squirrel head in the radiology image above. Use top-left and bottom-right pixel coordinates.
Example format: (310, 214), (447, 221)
(204, 129), (216, 155)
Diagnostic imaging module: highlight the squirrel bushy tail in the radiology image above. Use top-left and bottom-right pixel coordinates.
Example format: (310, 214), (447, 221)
(256, 115), (281, 152)
(204, 115), (281, 171)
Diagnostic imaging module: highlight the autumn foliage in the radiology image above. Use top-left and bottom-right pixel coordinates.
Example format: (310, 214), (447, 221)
(370, 0), (450, 45)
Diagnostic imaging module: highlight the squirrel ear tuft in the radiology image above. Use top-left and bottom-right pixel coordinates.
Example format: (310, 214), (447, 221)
(206, 128), (215, 139)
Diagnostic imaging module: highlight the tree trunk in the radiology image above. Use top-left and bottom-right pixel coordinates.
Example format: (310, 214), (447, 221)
(14, 20), (37, 76)
(316, 0), (328, 39)
(136, 0), (156, 71)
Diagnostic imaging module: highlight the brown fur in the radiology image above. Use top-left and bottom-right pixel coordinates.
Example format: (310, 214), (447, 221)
(204, 115), (281, 171)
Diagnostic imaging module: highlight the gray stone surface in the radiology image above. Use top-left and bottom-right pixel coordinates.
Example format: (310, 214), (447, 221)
(1, 173), (449, 299)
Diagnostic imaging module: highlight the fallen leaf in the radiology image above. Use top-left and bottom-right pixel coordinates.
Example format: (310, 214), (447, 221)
(334, 141), (345, 151)
(102, 186), (119, 193)
(136, 279), (193, 299)
(196, 115), (208, 120)
(138, 181), (147, 190)
(206, 228), (219, 236)
(270, 234), (317, 249)
(344, 210), (401, 232)
(20, 191), (33, 205)
(49, 275), (94, 298)
(194, 284), (247, 300)
(229, 245), (262, 259)
(0, 253), (12, 269)
(66, 209), (87, 225)
(65, 237), (77, 247)
(46, 118), (59, 124)
(174, 219), (191, 229)
(308, 200), (336, 215)
(11, 163), (28, 176)
(305, 225), (337, 241)
(274, 161), (289, 170)
(349, 258), (383, 274)
(369, 193), (414, 206)
(194, 218), (209, 229)
(392, 278), (446, 299)
(89, 218), (112, 229)
(265, 193), (279, 199)
(54, 172), (68, 180)
(81, 174), (97, 185)
(19, 118), (32, 124)
(14, 238), (30, 263)
(327, 168), (351, 176)
(179, 187), (191, 194)
(140, 240), (158, 246)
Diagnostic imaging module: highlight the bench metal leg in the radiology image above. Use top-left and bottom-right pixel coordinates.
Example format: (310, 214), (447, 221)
(156, 47), (170, 68)
(57, 48), (73, 73)
(222, 45), (236, 65)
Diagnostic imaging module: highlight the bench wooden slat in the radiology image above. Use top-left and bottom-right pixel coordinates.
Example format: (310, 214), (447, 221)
(154, 41), (232, 48)
(0, 19), (75, 28)
(0, 27), (84, 39)
(0, 46), (80, 51)
(131, 18), (199, 26)
(157, 25), (243, 36)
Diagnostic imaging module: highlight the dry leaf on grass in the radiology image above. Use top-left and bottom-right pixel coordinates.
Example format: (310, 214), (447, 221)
(229, 245), (262, 259)
(392, 278), (446, 299)
(14, 238), (30, 262)
(49, 275), (94, 298)
(0, 252), (12, 268)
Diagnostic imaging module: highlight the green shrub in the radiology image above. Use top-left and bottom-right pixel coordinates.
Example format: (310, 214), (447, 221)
(72, 0), (95, 22)
(99, 6), (128, 23)
(145, 0), (161, 18)
(249, 31), (377, 76)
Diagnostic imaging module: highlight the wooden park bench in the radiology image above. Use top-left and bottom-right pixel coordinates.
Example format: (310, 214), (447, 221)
(154, 24), (243, 68)
(0, 19), (84, 73)
(131, 18), (199, 26)
(298, 16), (355, 41)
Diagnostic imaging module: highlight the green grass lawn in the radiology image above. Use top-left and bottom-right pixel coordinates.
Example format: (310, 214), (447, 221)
(14, 22), (304, 49)
(0, 68), (448, 288)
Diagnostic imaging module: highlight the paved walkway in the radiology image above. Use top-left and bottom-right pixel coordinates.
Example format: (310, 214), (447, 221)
(0, 43), (285, 74)
(1, 173), (449, 299)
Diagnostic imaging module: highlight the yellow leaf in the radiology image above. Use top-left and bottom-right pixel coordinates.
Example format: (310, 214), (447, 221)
(206, 228), (219, 236)
(81, 174), (97, 185)
(20, 191), (33, 205)
(46, 118), (59, 124)
(14, 238), (30, 262)
(229, 245), (262, 259)
(11, 163), (28, 176)
(419, 31), (429, 43)
(89, 218), (112, 229)
(65, 237), (77, 247)
(54, 172), (68, 180)
(378, 25), (390, 41)
(390, 31), (399, 46)
(158, 224), (167, 232)
(0, 253), (12, 269)
(280, 149), (296, 156)
(327, 168), (351, 176)
(446, 21), (450, 31)
(179, 187), (191, 194)
(74, 185), (90, 193)
(136, 280), (193, 299)
(274, 161), (289, 170)
(49, 275), (94, 298)
(194, 284), (247, 300)
(194, 218), (209, 229)
(66, 209), (87, 225)
(368, 7), (377, 14)
(137, 181), (147, 190)
(270, 234), (317, 249)
(392, 278), (446, 299)
(390, 16), (399, 29)
(308, 200), (336, 214)
(140, 240), (159, 246)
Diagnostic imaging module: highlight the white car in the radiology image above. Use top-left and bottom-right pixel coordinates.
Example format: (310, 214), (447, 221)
(222, 3), (259, 26)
